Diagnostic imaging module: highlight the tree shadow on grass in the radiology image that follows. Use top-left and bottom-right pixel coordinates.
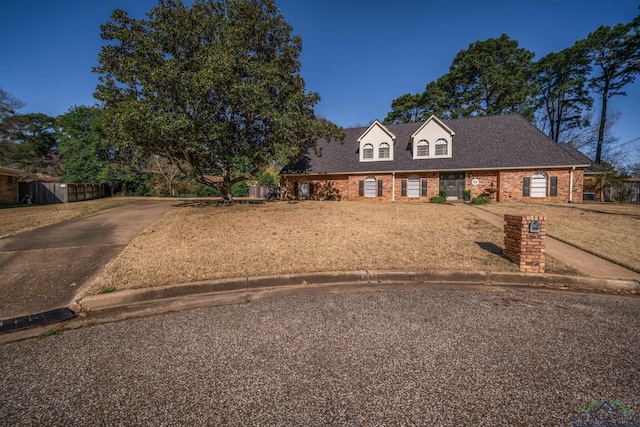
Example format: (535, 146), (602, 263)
(475, 241), (504, 256)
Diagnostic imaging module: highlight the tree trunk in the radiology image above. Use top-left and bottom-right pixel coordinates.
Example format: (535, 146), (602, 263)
(595, 85), (609, 164)
(222, 176), (233, 201)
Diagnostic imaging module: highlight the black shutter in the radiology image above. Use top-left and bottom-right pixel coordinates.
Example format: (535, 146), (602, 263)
(523, 177), (530, 197)
(294, 182), (299, 198)
(401, 180), (407, 197)
(550, 176), (558, 197)
(377, 180), (383, 197)
(421, 179), (427, 197)
(309, 182), (314, 197)
(359, 180), (364, 196)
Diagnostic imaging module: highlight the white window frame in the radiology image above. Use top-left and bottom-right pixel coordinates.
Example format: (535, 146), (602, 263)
(435, 138), (448, 156)
(363, 144), (374, 159)
(407, 175), (420, 198)
(365, 176), (377, 198)
(531, 172), (548, 197)
(416, 140), (429, 157)
(299, 181), (311, 198)
(379, 142), (390, 159)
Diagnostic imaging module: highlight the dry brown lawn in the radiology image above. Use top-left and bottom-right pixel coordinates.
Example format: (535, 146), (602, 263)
(0, 197), (136, 238)
(87, 201), (581, 294)
(478, 202), (640, 271)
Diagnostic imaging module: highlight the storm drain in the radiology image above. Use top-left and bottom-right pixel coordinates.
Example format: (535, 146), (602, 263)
(0, 308), (75, 335)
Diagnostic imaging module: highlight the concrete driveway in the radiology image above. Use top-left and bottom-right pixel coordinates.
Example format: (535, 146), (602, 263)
(0, 200), (176, 319)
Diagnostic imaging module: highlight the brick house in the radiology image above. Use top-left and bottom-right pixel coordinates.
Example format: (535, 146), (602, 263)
(0, 166), (23, 204)
(280, 114), (592, 203)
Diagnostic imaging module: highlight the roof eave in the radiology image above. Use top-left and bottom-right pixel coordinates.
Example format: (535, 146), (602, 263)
(0, 167), (26, 177)
(280, 164), (591, 176)
(356, 120), (396, 143)
(410, 115), (456, 141)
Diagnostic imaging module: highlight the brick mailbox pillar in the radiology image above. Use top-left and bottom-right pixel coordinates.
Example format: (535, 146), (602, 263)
(503, 215), (547, 273)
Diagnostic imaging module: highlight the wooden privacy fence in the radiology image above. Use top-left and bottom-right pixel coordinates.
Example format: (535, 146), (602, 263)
(604, 181), (640, 204)
(19, 182), (108, 204)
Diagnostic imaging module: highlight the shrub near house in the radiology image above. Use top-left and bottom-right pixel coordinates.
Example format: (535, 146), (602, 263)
(281, 114), (592, 203)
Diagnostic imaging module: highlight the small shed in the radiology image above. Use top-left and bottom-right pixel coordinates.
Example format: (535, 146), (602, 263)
(0, 166), (24, 204)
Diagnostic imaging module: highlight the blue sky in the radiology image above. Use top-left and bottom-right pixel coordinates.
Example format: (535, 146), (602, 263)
(0, 1), (638, 163)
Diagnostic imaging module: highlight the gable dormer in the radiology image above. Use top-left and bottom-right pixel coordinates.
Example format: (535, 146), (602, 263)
(410, 115), (455, 159)
(358, 120), (396, 162)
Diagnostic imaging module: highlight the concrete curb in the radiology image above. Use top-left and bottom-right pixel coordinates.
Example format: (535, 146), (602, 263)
(77, 270), (640, 312)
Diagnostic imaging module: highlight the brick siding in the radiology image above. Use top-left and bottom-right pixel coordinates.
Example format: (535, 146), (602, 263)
(0, 174), (18, 204)
(281, 167), (584, 203)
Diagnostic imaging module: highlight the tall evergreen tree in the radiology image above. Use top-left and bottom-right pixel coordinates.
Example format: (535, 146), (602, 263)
(579, 17), (640, 163)
(534, 46), (592, 143)
(443, 34), (537, 120)
(383, 93), (426, 124)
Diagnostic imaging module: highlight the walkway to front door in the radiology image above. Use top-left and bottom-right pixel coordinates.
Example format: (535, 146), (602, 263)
(439, 172), (465, 200)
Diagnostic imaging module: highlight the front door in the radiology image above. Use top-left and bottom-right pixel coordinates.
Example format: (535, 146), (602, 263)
(439, 172), (465, 200)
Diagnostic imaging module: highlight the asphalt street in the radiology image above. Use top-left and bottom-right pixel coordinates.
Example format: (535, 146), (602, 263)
(1, 287), (638, 426)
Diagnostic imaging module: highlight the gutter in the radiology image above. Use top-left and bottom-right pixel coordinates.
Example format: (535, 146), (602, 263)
(281, 164), (591, 177)
(569, 167), (575, 203)
(392, 171), (396, 202)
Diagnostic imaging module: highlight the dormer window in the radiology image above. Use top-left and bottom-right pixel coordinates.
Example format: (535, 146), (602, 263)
(363, 143), (374, 159)
(379, 142), (390, 159)
(417, 140), (429, 157)
(410, 115), (454, 159)
(358, 120), (395, 162)
(435, 138), (448, 156)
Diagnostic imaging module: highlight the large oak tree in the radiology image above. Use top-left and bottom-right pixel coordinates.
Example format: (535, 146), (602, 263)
(0, 112), (58, 174)
(0, 87), (24, 124)
(56, 106), (108, 183)
(94, 0), (341, 198)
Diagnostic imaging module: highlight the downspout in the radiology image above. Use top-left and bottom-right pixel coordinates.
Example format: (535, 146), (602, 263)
(569, 167), (575, 203)
(392, 171), (396, 202)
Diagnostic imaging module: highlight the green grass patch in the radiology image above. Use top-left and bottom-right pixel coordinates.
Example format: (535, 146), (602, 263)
(471, 196), (491, 205)
(39, 327), (64, 339)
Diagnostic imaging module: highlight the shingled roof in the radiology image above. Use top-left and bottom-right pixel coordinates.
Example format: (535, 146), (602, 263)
(0, 166), (25, 176)
(281, 114), (593, 175)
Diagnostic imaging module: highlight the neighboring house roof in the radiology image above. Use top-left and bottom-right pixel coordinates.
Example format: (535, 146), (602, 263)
(20, 173), (63, 183)
(0, 166), (25, 177)
(281, 114), (594, 175)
